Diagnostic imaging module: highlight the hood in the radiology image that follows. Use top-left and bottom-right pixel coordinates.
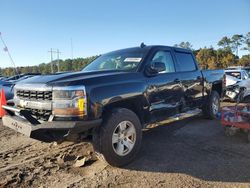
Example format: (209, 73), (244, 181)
(233, 78), (250, 102)
(238, 79), (250, 88)
(226, 75), (240, 86)
(16, 70), (136, 86)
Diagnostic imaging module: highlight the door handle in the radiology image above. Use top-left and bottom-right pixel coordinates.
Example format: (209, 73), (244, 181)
(197, 76), (202, 80)
(174, 78), (180, 83)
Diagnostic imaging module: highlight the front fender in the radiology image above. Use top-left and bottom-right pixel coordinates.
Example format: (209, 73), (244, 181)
(87, 82), (148, 119)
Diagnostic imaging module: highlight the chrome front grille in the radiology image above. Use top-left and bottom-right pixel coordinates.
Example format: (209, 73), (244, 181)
(16, 90), (52, 101)
(14, 84), (53, 120)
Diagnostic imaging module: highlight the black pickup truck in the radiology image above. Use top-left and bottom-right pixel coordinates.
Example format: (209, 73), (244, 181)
(2, 45), (225, 166)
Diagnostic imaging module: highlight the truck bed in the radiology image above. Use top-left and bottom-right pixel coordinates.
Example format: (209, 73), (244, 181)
(201, 69), (225, 85)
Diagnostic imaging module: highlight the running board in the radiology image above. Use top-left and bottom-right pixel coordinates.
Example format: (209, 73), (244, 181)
(145, 108), (202, 129)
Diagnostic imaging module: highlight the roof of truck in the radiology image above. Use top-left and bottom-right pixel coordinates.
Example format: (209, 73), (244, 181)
(105, 45), (192, 55)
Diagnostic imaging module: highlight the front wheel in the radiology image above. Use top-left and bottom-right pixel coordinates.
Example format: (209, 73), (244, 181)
(202, 90), (220, 119)
(93, 108), (142, 167)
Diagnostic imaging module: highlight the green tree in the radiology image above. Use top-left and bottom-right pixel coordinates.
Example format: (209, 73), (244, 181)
(196, 47), (237, 69)
(174, 41), (193, 50)
(242, 32), (250, 53)
(217, 36), (232, 52)
(239, 54), (250, 67)
(196, 47), (217, 69)
(221, 53), (235, 68)
(231, 34), (244, 56)
(216, 48), (237, 68)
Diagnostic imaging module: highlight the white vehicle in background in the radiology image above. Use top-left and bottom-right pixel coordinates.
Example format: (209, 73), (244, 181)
(225, 69), (249, 86)
(226, 66), (250, 77)
(225, 69), (250, 101)
(245, 67), (250, 76)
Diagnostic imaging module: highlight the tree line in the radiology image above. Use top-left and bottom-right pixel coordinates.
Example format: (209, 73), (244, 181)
(0, 56), (98, 76)
(174, 32), (250, 69)
(1, 32), (250, 76)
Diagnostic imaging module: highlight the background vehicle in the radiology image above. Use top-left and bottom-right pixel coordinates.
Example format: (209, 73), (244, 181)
(0, 76), (8, 80)
(225, 79), (250, 102)
(226, 66), (250, 77)
(0, 73), (41, 100)
(2, 45), (225, 166)
(225, 69), (249, 86)
(224, 69), (250, 101)
(3, 73), (41, 82)
(244, 67), (250, 76)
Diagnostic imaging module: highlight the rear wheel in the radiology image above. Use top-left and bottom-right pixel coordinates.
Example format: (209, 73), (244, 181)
(93, 108), (142, 167)
(202, 90), (220, 119)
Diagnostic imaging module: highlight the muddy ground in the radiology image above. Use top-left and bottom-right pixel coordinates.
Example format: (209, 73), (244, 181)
(0, 103), (250, 187)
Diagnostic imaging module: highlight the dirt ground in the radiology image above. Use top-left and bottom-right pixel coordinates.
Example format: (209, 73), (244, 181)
(0, 103), (250, 188)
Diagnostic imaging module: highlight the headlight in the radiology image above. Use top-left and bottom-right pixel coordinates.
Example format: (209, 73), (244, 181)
(52, 86), (87, 117)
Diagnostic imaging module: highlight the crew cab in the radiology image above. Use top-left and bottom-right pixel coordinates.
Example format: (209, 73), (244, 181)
(2, 45), (225, 166)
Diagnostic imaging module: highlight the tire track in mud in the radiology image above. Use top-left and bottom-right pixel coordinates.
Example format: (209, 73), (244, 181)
(1, 109), (250, 187)
(0, 127), (97, 188)
(172, 136), (250, 160)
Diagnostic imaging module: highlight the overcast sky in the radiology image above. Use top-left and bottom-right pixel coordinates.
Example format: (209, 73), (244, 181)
(0, 0), (249, 68)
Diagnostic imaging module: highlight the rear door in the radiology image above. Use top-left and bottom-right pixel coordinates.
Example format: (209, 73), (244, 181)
(173, 50), (204, 108)
(147, 47), (184, 122)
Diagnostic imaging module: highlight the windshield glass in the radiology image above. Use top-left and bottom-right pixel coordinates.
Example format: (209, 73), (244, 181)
(82, 49), (146, 72)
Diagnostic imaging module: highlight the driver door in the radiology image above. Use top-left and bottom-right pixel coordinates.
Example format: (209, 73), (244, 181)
(146, 48), (184, 123)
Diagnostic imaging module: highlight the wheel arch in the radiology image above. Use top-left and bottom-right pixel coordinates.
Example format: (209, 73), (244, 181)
(211, 82), (223, 97)
(102, 96), (148, 126)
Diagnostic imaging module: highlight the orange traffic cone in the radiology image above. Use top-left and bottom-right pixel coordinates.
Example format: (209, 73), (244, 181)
(0, 88), (7, 118)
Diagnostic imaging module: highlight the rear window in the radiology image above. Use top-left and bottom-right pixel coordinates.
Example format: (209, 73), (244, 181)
(244, 68), (250, 76)
(225, 71), (241, 79)
(175, 52), (196, 72)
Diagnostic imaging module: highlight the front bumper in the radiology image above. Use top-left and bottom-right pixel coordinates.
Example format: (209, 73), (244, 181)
(2, 105), (102, 142)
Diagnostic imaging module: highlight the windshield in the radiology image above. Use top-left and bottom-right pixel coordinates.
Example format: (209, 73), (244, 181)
(82, 49), (146, 72)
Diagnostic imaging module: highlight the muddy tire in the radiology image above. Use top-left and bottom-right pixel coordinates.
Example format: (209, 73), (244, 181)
(93, 108), (142, 167)
(202, 90), (220, 119)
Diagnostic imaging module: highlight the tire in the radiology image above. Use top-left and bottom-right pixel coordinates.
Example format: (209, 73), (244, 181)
(202, 90), (220, 119)
(93, 108), (142, 167)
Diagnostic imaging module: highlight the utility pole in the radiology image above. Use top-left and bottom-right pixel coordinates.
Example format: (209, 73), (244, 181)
(56, 49), (61, 72)
(216, 50), (218, 66)
(71, 38), (74, 64)
(48, 48), (56, 73)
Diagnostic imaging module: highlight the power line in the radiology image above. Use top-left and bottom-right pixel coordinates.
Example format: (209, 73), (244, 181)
(0, 32), (19, 76)
(48, 48), (56, 73)
(48, 48), (61, 73)
(56, 49), (61, 72)
(71, 38), (74, 63)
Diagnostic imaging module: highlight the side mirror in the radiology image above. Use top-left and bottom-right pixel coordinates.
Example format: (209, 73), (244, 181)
(146, 62), (166, 75)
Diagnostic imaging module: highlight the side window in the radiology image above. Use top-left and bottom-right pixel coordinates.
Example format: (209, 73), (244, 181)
(152, 51), (175, 73)
(175, 52), (197, 72)
(243, 71), (248, 80)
